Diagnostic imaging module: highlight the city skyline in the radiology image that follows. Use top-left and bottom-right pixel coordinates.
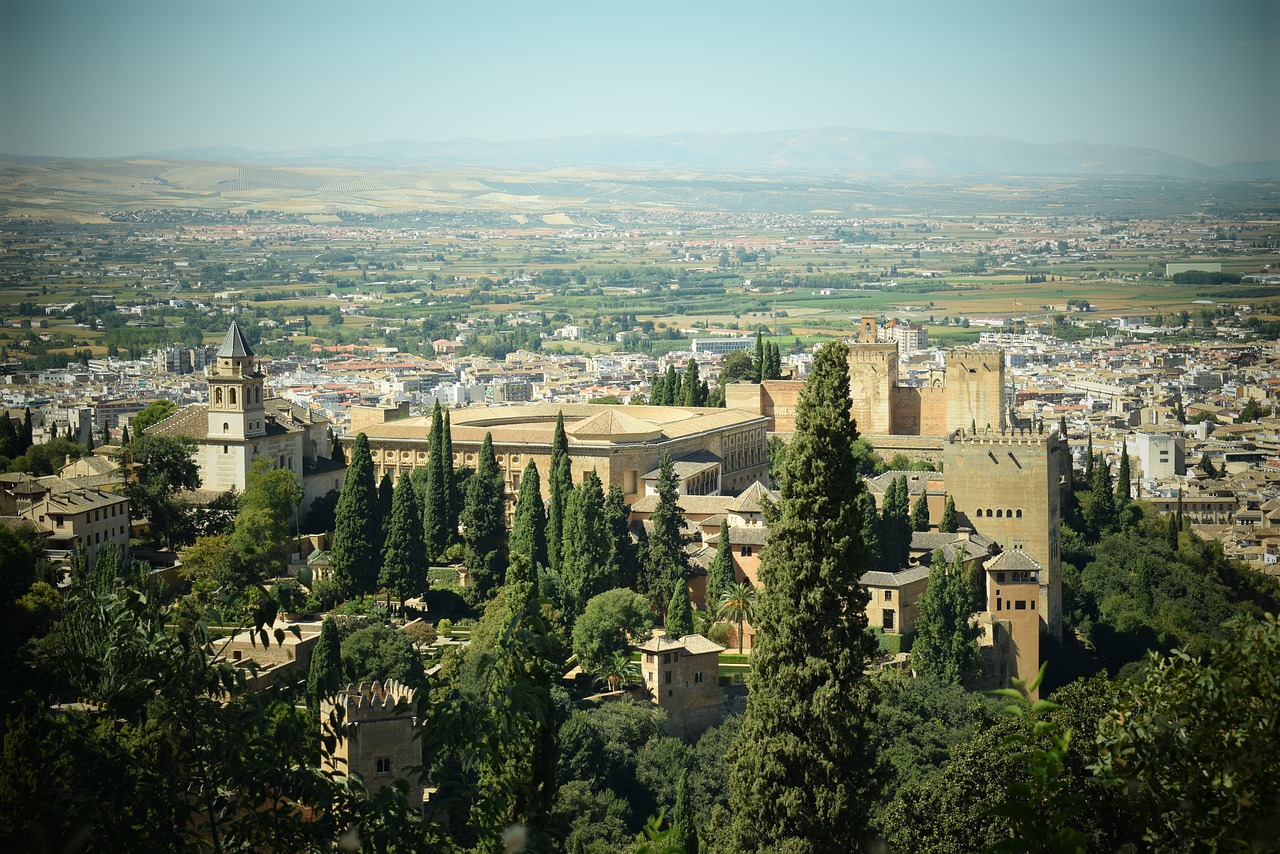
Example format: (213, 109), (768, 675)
(2, 0), (1275, 166)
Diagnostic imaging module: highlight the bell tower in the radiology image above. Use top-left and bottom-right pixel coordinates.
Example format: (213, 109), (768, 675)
(207, 321), (266, 441)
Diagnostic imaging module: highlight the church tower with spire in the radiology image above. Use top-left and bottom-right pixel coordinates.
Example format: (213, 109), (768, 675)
(207, 321), (267, 442)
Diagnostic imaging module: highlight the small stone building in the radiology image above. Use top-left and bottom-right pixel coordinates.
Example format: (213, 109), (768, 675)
(637, 633), (725, 740)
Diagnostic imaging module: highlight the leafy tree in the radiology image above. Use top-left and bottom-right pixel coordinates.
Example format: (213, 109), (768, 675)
(910, 491), (931, 532)
(511, 459), (549, 576)
(665, 580), (694, 639)
(1094, 614), (1280, 850)
(571, 588), (653, 674)
(719, 349), (756, 391)
(125, 434), (200, 548)
(302, 488), (339, 533)
(330, 432), (380, 596)
(1198, 454), (1218, 478)
(911, 549), (983, 684)
(380, 472), (427, 610)
(644, 453), (688, 620)
(461, 433), (506, 602)
(131, 399), (177, 433)
(718, 582), (756, 655)
(728, 340), (880, 851)
(938, 495), (958, 533)
(706, 519), (736, 607)
(548, 411), (572, 573)
(559, 470), (612, 621)
(227, 458), (303, 585)
(339, 621), (424, 684)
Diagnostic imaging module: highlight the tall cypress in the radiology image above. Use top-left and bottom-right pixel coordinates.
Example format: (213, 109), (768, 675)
(559, 471), (611, 621)
(423, 403), (448, 558)
(666, 578), (694, 638)
(728, 340), (879, 850)
(442, 408), (458, 542)
(510, 460), (548, 577)
(547, 411), (572, 573)
(910, 491), (930, 532)
(880, 475), (911, 571)
(650, 374), (666, 407)
(375, 471), (394, 557)
(20, 407), (33, 452)
(380, 472), (427, 610)
(681, 358), (702, 407)
(603, 484), (639, 590)
(1115, 443), (1132, 509)
(754, 331), (765, 383)
(331, 433), (379, 596)
(911, 549), (983, 684)
(706, 518), (736, 606)
(119, 423), (130, 446)
(938, 495), (958, 533)
(663, 364), (680, 405)
(857, 491), (881, 573)
(672, 767), (699, 854)
(307, 618), (342, 714)
(461, 432), (506, 602)
(644, 452), (689, 620)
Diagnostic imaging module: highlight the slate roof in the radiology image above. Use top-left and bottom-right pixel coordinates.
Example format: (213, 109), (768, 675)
(860, 565), (932, 587)
(985, 550), (1043, 573)
(217, 321), (254, 359)
(636, 632), (725, 655)
(726, 480), (776, 514)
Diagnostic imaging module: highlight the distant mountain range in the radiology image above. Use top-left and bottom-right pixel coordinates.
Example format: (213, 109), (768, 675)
(137, 128), (1278, 180)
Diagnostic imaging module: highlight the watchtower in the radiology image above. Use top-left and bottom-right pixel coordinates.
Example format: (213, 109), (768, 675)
(846, 343), (898, 435)
(321, 680), (423, 807)
(943, 349), (1005, 435)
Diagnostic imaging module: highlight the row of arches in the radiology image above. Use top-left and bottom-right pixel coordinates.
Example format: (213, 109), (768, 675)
(213, 385), (261, 406)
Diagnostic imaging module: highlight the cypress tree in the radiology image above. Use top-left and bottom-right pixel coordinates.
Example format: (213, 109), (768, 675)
(1084, 433), (1094, 483)
(329, 426), (343, 460)
(672, 767), (699, 854)
(461, 432), (506, 602)
(306, 618), (342, 714)
(910, 491), (930, 532)
(442, 408), (458, 542)
(375, 471), (394, 557)
(650, 374), (665, 407)
(84, 426), (94, 452)
(1166, 512), (1180, 553)
(644, 452), (689, 620)
(548, 411), (572, 572)
(20, 407), (33, 451)
(380, 473), (427, 610)
(1176, 489), (1184, 530)
(880, 475), (911, 571)
(559, 471), (611, 621)
(423, 404), (448, 558)
(119, 422), (130, 446)
(603, 484), (639, 590)
(911, 549), (983, 684)
(706, 518), (736, 606)
(1115, 443), (1132, 509)
(331, 433), (380, 596)
(938, 495), (958, 533)
(700, 379), (711, 407)
(728, 340), (879, 851)
(754, 331), (765, 383)
(857, 490), (881, 572)
(664, 364), (680, 405)
(1058, 415), (1068, 438)
(1085, 455), (1116, 537)
(510, 459), (548, 576)
(681, 358), (702, 407)
(666, 578), (694, 639)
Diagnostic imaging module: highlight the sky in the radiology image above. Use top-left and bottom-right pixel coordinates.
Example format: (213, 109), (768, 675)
(1, 0), (1275, 165)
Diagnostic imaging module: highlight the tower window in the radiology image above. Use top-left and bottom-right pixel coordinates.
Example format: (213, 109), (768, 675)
(375, 758), (392, 775)
(223, 423), (229, 434)
(229, 388), (237, 405)
(215, 388), (223, 405)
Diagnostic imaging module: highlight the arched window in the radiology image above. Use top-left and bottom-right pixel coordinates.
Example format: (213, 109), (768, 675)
(986, 509), (993, 517)
(223, 422), (229, 434)
(229, 388), (237, 406)
(214, 387), (223, 405)
(996, 509), (1003, 518)
(1015, 509), (1023, 518)
(1006, 509), (1013, 518)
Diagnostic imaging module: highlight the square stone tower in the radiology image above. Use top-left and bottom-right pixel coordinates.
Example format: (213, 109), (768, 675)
(846, 343), (899, 435)
(944, 349), (1006, 434)
(322, 680), (423, 808)
(943, 429), (1064, 638)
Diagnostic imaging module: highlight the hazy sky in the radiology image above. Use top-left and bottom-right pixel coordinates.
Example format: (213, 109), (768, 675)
(1, 0), (1275, 164)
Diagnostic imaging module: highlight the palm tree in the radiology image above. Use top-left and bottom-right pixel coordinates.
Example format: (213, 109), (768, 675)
(597, 651), (640, 693)
(718, 582), (757, 655)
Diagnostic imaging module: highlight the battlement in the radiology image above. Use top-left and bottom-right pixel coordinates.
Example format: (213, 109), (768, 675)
(337, 679), (417, 720)
(948, 428), (1060, 450)
(847, 342), (899, 363)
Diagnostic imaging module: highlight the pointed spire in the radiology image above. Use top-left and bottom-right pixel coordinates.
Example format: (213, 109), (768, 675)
(216, 321), (254, 359)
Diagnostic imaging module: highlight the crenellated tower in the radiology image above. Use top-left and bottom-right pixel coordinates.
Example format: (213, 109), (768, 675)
(943, 348), (1006, 434)
(321, 679), (423, 807)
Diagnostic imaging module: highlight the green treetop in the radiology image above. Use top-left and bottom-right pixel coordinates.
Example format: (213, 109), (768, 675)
(380, 472), (427, 610)
(461, 432), (506, 602)
(331, 432), (380, 596)
(910, 491), (931, 532)
(728, 340), (880, 851)
(880, 475), (912, 571)
(559, 470), (612, 622)
(938, 495), (958, 533)
(442, 408), (458, 543)
(706, 518), (736, 606)
(375, 471), (394, 556)
(1115, 443), (1132, 509)
(422, 403), (449, 558)
(681, 358), (704, 407)
(672, 767), (699, 854)
(754, 331), (765, 383)
(665, 579), (694, 639)
(664, 364), (680, 405)
(510, 459), (548, 577)
(306, 618), (342, 714)
(603, 484), (639, 590)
